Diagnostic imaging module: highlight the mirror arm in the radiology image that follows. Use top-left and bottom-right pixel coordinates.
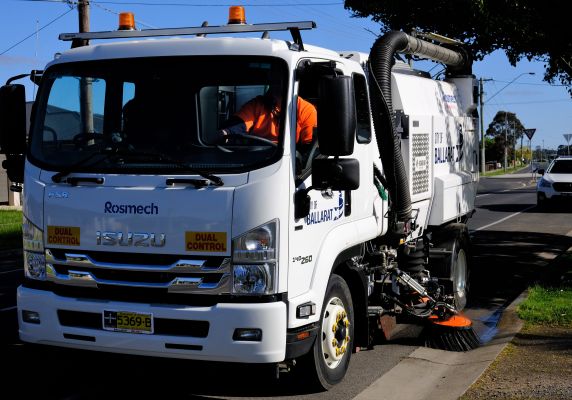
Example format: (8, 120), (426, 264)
(294, 186), (314, 220)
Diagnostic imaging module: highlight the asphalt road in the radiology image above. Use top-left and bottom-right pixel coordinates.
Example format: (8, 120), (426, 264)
(0, 170), (570, 399)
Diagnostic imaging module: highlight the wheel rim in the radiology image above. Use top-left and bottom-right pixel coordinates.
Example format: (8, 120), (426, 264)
(321, 296), (350, 370)
(454, 249), (467, 310)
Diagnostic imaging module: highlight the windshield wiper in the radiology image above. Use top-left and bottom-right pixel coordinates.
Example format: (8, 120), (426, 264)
(51, 151), (111, 183)
(52, 148), (224, 187)
(115, 150), (224, 186)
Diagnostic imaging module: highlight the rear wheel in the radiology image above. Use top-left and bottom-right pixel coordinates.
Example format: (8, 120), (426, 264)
(430, 224), (471, 311)
(300, 274), (354, 390)
(452, 241), (469, 310)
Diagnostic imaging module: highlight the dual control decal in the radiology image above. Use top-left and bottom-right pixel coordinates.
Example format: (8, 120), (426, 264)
(305, 192), (344, 225)
(185, 231), (227, 252)
(47, 226), (80, 246)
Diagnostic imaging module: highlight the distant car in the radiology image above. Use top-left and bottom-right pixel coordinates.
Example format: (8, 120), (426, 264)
(537, 156), (572, 207)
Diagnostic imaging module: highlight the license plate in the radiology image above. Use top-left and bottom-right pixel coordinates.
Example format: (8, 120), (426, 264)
(103, 310), (153, 334)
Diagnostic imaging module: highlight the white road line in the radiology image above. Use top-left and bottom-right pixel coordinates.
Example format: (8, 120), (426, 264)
(473, 205), (536, 232)
(0, 268), (22, 275)
(0, 306), (17, 312)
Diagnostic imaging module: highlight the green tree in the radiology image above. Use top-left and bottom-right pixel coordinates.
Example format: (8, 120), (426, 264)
(516, 146), (532, 164)
(485, 111), (524, 163)
(345, 0), (571, 95)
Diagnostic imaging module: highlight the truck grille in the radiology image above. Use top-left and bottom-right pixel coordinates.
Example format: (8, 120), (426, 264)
(553, 182), (572, 192)
(45, 249), (231, 295)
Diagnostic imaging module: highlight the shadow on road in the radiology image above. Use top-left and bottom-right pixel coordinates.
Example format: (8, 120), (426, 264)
(469, 230), (572, 310)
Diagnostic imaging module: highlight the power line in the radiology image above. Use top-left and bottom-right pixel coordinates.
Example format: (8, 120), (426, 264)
(91, 2), (158, 29)
(495, 99), (571, 105)
(17, 0), (344, 6)
(490, 79), (568, 87)
(93, 0), (344, 5)
(0, 7), (74, 56)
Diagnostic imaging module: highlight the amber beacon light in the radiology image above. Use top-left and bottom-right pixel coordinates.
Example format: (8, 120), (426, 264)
(228, 6), (246, 24)
(118, 12), (136, 31)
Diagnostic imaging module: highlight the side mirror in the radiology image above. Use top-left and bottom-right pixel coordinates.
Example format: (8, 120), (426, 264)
(0, 84), (27, 155)
(0, 84), (27, 184)
(317, 76), (356, 156)
(538, 168), (545, 175)
(294, 158), (360, 220)
(312, 158), (359, 191)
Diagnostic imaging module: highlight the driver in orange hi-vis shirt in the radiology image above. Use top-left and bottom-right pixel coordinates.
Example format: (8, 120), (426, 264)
(219, 94), (317, 145)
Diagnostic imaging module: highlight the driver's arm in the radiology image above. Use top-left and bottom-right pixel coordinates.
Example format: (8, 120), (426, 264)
(219, 115), (248, 138)
(218, 97), (263, 140)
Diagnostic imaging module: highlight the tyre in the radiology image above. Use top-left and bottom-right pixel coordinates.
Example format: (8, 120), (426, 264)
(450, 234), (470, 311)
(537, 192), (548, 208)
(430, 224), (470, 311)
(300, 274), (354, 390)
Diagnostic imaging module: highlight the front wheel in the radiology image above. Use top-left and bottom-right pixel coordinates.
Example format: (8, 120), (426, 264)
(300, 274), (354, 390)
(537, 192), (548, 208)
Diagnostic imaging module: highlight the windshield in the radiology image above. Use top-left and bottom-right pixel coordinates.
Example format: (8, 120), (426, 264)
(548, 159), (572, 174)
(30, 56), (287, 174)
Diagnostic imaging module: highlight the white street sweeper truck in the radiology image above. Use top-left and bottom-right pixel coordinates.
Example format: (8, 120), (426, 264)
(0, 6), (479, 389)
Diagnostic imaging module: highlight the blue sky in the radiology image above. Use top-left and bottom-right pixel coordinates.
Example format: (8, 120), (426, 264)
(1, 0), (570, 150)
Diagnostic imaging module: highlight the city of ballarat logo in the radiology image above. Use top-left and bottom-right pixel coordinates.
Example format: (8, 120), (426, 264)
(305, 192), (344, 225)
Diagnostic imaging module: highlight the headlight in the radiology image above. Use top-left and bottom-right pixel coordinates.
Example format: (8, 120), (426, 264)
(232, 220), (278, 295)
(22, 216), (46, 280)
(538, 178), (552, 188)
(232, 264), (275, 294)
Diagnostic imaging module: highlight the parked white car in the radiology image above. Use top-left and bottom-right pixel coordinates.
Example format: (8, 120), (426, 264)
(537, 156), (572, 206)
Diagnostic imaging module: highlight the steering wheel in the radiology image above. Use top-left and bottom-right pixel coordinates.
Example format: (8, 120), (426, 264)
(73, 132), (105, 149)
(217, 133), (278, 152)
(43, 126), (57, 141)
(43, 126), (59, 148)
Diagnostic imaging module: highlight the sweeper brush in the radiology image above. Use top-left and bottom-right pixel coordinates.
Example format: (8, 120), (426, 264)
(423, 315), (480, 352)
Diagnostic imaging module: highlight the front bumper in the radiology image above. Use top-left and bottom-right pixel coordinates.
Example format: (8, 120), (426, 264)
(18, 286), (286, 363)
(538, 187), (572, 200)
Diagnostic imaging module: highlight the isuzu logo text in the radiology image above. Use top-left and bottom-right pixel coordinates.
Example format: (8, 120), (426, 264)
(96, 231), (166, 247)
(104, 201), (159, 215)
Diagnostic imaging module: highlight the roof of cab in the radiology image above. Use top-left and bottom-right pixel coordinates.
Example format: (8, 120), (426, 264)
(49, 36), (343, 67)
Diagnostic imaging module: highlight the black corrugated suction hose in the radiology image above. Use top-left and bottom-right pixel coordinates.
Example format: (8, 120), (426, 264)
(368, 31), (412, 223)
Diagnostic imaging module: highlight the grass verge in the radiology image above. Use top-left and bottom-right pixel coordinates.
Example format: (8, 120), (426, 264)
(517, 253), (572, 328)
(0, 209), (22, 251)
(482, 165), (523, 176)
(518, 285), (572, 327)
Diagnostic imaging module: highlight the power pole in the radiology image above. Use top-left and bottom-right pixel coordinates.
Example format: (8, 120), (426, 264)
(479, 77), (492, 173)
(520, 130), (524, 165)
(72, 0), (90, 48)
(74, 1), (94, 134)
(504, 112), (508, 172)
(479, 78), (485, 173)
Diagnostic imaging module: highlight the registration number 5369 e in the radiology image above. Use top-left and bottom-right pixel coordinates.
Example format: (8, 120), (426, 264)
(103, 310), (153, 334)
